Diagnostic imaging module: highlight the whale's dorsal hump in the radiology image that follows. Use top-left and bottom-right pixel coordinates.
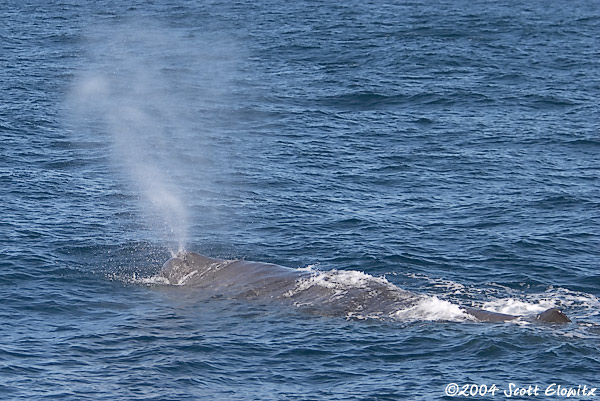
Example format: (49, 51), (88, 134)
(535, 308), (571, 324)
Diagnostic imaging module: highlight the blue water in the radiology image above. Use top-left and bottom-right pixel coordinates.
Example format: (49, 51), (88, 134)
(2, 0), (599, 399)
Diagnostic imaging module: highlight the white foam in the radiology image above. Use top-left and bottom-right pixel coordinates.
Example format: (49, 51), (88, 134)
(284, 269), (473, 321)
(480, 298), (554, 316)
(536, 287), (600, 320)
(284, 269), (395, 298)
(465, 286), (600, 322)
(296, 264), (319, 272)
(399, 270), (600, 323)
(391, 296), (471, 322)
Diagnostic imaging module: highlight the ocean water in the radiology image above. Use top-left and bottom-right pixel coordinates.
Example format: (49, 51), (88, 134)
(1, 0), (599, 399)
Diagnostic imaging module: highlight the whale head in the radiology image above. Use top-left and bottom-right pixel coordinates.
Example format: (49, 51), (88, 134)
(160, 251), (223, 285)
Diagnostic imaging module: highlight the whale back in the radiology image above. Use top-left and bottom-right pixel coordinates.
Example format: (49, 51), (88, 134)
(464, 306), (571, 324)
(158, 252), (571, 324)
(159, 252), (421, 316)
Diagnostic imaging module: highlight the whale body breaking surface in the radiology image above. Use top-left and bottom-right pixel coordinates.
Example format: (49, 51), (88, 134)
(157, 251), (570, 324)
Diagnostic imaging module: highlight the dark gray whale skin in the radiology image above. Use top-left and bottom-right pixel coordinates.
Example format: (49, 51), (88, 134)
(160, 252), (571, 324)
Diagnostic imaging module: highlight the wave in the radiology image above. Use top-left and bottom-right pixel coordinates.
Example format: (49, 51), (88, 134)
(317, 91), (493, 110)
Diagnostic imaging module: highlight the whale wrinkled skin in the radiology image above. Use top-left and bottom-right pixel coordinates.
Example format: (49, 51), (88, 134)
(159, 251), (571, 324)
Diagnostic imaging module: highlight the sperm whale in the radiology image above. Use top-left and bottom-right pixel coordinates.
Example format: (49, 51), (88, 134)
(159, 251), (570, 324)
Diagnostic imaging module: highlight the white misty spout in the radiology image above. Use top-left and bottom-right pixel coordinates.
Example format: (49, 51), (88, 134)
(69, 20), (238, 252)
(68, 21), (239, 252)
(108, 101), (189, 252)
